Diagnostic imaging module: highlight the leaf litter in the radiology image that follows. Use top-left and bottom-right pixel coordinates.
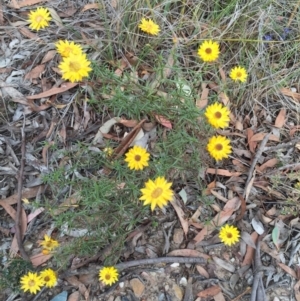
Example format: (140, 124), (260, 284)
(1, 1), (300, 301)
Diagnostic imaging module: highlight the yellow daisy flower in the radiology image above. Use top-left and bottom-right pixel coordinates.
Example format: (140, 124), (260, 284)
(229, 66), (247, 83)
(20, 272), (43, 294)
(58, 53), (92, 83)
(205, 103), (230, 129)
(207, 135), (232, 161)
(138, 18), (160, 35)
(99, 266), (119, 286)
(125, 145), (150, 170)
(39, 269), (57, 288)
(28, 7), (51, 31)
(140, 176), (173, 211)
(197, 40), (220, 62)
(219, 224), (240, 246)
(55, 40), (83, 58)
(39, 234), (59, 253)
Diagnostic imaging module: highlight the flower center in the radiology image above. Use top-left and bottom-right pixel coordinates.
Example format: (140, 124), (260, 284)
(28, 280), (36, 287)
(69, 61), (81, 72)
(226, 232), (232, 238)
(35, 16), (44, 23)
(151, 187), (163, 199)
(236, 72), (242, 77)
(215, 144), (223, 151)
(214, 112), (222, 119)
(44, 276), (50, 282)
(205, 48), (212, 54)
(105, 274), (111, 280)
(134, 155), (141, 161)
(46, 241), (52, 248)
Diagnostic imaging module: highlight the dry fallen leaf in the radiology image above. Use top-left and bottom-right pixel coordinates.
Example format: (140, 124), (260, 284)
(257, 158), (278, 172)
(41, 50), (57, 64)
(250, 132), (280, 142)
(26, 82), (78, 99)
(196, 83), (209, 109)
(206, 168), (242, 177)
(274, 108), (286, 128)
(171, 197), (188, 236)
(167, 249), (210, 260)
(30, 253), (53, 267)
(278, 262), (297, 279)
(242, 232), (258, 266)
(24, 64), (45, 80)
(81, 3), (100, 12)
(15, 0), (48, 8)
(193, 197), (241, 244)
(280, 87), (300, 101)
(197, 285), (221, 298)
(154, 114), (172, 129)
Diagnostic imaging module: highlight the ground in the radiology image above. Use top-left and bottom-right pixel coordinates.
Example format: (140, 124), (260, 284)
(1, 0), (300, 301)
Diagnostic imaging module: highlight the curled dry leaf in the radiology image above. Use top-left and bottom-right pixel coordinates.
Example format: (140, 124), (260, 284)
(154, 114), (172, 129)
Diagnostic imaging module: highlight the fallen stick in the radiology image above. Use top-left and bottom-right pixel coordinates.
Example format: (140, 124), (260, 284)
(16, 127), (30, 261)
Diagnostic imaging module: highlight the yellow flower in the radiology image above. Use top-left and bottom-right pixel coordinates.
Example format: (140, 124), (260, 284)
(229, 66), (247, 83)
(39, 234), (59, 253)
(39, 269), (57, 288)
(140, 176), (173, 211)
(138, 18), (160, 35)
(20, 272), (43, 294)
(207, 135), (232, 161)
(28, 7), (51, 31)
(219, 224), (240, 246)
(294, 182), (300, 190)
(125, 145), (150, 170)
(205, 103), (230, 129)
(197, 40), (220, 62)
(58, 53), (92, 83)
(56, 40), (83, 58)
(99, 266), (119, 286)
(103, 147), (114, 157)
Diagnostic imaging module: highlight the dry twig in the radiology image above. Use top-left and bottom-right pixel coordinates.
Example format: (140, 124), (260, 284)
(62, 256), (206, 277)
(16, 126), (30, 261)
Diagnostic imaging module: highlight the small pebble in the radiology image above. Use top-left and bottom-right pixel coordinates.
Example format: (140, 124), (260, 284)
(179, 277), (187, 286)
